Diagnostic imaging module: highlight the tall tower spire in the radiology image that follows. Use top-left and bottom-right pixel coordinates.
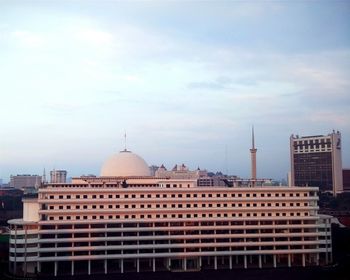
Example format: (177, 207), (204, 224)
(250, 126), (257, 186)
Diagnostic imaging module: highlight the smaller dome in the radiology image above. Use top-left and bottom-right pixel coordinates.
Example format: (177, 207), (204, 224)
(100, 150), (151, 177)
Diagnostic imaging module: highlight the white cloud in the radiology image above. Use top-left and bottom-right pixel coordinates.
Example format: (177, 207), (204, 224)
(75, 28), (113, 46)
(12, 30), (45, 47)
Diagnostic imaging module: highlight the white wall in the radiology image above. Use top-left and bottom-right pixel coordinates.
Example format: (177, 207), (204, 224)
(23, 199), (39, 222)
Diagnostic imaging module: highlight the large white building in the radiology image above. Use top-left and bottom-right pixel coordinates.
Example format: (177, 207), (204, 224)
(9, 149), (332, 277)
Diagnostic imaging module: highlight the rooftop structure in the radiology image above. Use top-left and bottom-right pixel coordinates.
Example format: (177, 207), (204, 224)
(9, 174), (42, 190)
(50, 170), (67, 184)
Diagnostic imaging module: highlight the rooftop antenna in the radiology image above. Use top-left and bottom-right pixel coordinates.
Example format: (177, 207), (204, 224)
(124, 131), (127, 151)
(225, 144), (228, 176)
(252, 125), (255, 149)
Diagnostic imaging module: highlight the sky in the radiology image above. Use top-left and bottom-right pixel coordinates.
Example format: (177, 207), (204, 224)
(0, 0), (349, 182)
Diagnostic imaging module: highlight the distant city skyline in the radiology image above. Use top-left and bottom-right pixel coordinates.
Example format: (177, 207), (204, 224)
(0, 1), (349, 182)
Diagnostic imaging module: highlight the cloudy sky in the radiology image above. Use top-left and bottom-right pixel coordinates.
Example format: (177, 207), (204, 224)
(0, 0), (349, 182)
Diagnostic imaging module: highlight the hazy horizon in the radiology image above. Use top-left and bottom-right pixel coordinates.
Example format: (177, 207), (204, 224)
(1, 1), (349, 182)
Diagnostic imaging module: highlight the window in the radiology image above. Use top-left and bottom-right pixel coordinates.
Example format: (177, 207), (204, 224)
(92, 195), (97, 199)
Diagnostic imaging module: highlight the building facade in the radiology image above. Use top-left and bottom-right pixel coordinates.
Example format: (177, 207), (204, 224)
(8, 150), (333, 277)
(10, 175), (42, 190)
(50, 170), (67, 184)
(342, 169), (350, 192)
(290, 131), (343, 195)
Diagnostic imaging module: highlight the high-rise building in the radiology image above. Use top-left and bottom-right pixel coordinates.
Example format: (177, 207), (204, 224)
(8, 148), (333, 277)
(342, 169), (350, 191)
(50, 170), (67, 184)
(9, 175), (42, 190)
(290, 131), (343, 194)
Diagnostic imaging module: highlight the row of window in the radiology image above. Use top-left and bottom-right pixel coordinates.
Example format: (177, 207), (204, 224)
(45, 192), (311, 200)
(48, 201), (310, 211)
(47, 211), (310, 221)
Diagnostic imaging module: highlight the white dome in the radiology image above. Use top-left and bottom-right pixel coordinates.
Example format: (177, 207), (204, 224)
(100, 150), (150, 177)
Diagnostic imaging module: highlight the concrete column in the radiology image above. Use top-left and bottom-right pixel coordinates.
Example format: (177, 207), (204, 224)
(37, 262), (41, 273)
(88, 260), (91, 275)
(152, 258), (155, 272)
(121, 259), (124, 274)
(54, 261), (57, 277)
(214, 256), (217, 270)
(137, 259), (140, 273)
(259, 255), (262, 269)
(302, 254), (305, 267)
(71, 261), (74, 276)
(229, 256), (232, 269)
(288, 255), (291, 267)
(199, 257), (202, 268)
(244, 256), (247, 269)
(273, 255), (277, 268)
(104, 259), (107, 274)
(184, 258), (187, 271)
(316, 253), (320, 266)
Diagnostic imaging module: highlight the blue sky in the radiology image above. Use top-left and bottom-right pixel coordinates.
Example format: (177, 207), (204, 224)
(0, 1), (349, 182)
